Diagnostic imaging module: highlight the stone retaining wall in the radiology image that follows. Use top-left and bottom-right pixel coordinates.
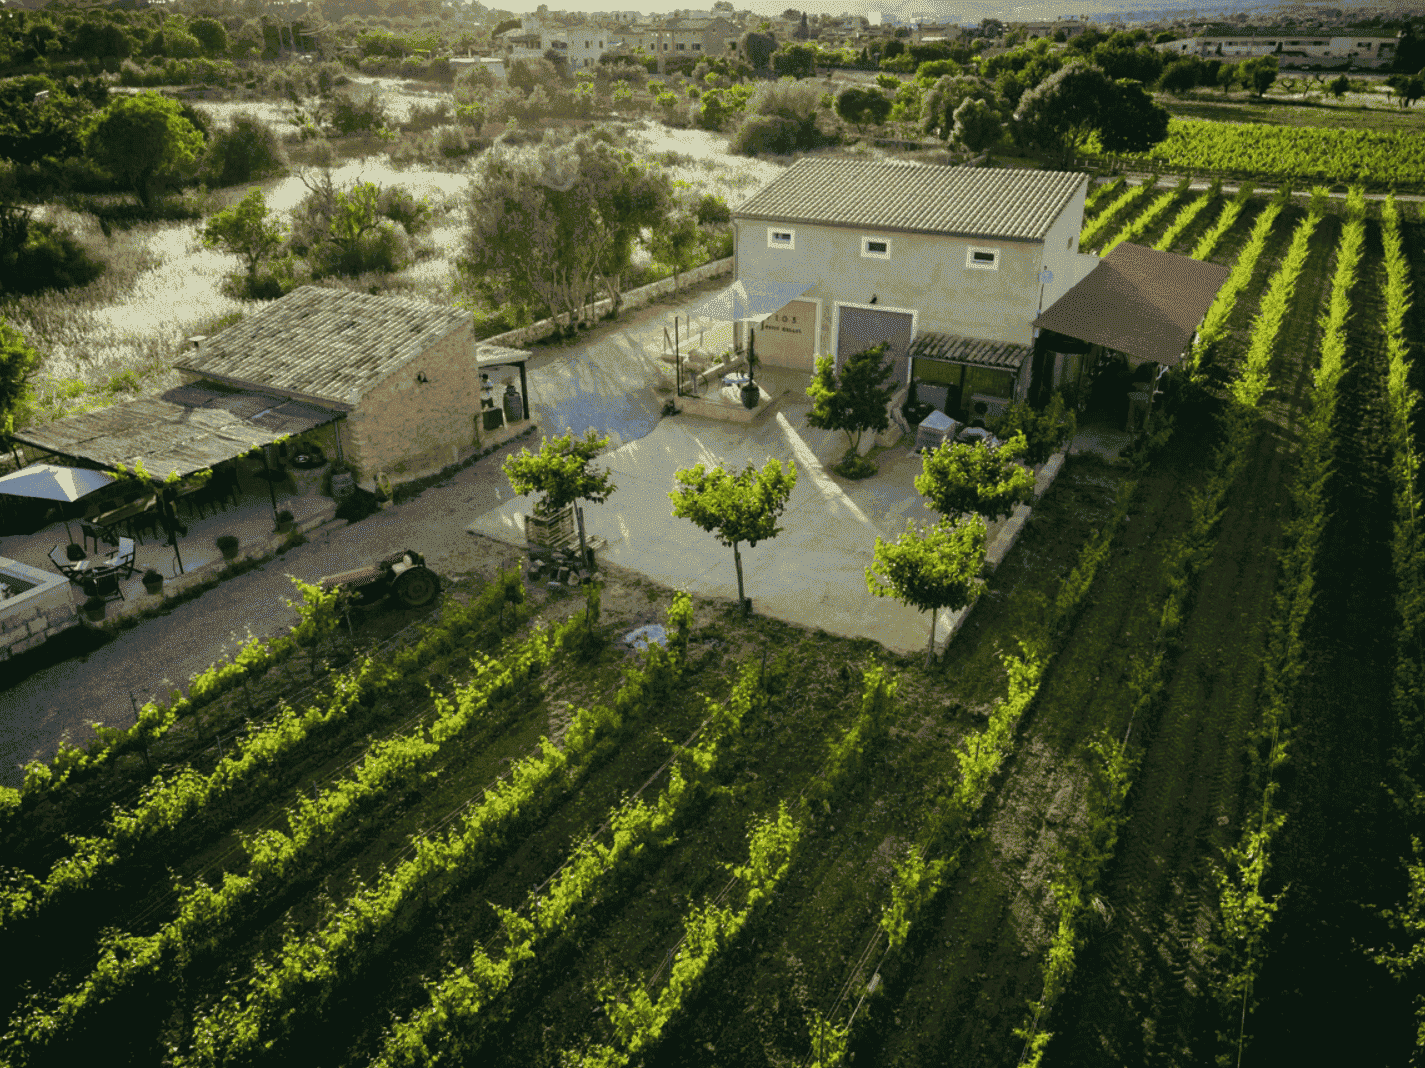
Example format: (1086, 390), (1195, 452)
(0, 558), (80, 662)
(482, 257), (735, 351)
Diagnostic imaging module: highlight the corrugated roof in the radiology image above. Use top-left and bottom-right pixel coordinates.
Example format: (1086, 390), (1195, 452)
(10, 388), (338, 479)
(733, 158), (1088, 242)
(1033, 243), (1232, 366)
(909, 332), (1032, 371)
(174, 286), (472, 408)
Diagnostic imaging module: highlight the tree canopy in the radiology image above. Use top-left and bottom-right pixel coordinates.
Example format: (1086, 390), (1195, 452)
(503, 428), (617, 517)
(805, 345), (898, 463)
(669, 457), (797, 613)
(834, 84), (891, 132)
(461, 132), (671, 330)
(915, 435), (1035, 523)
(83, 91), (204, 208)
(866, 515), (987, 667)
(1013, 59), (1169, 158)
(201, 188), (286, 279)
(0, 319), (42, 436)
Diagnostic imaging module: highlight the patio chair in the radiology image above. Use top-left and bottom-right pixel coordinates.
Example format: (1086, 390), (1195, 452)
(99, 536), (136, 578)
(80, 519), (119, 555)
(82, 571), (125, 604)
(48, 544), (80, 577)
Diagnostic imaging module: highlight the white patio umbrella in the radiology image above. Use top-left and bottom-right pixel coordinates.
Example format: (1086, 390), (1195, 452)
(692, 279), (816, 325)
(690, 279), (816, 386)
(0, 462), (116, 543)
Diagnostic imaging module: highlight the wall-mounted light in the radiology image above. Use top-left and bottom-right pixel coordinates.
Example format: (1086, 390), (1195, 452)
(416, 371), (428, 384)
(869, 294), (878, 304)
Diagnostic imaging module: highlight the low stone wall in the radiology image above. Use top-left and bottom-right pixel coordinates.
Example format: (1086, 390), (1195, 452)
(672, 382), (781, 425)
(0, 558), (80, 662)
(482, 257), (735, 351)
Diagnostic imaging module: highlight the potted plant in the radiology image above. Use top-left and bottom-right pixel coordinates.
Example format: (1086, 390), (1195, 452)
(216, 534), (240, 562)
(740, 335), (761, 410)
(142, 568), (164, 594)
(82, 594), (106, 622)
(65, 543), (86, 562)
(275, 509), (294, 533)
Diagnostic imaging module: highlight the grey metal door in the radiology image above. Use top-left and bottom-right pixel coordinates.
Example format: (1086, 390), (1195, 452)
(835, 306), (913, 383)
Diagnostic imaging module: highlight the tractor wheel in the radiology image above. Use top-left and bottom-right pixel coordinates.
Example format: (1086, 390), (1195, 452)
(392, 565), (440, 608)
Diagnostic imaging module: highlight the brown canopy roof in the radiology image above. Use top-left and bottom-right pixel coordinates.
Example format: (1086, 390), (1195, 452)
(1032, 243), (1231, 366)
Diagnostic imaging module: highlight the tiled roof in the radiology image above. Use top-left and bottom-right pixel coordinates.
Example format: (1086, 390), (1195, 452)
(174, 287), (471, 408)
(909, 332), (1032, 370)
(1033, 243), (1231, 366)
(10, 389), (336, 480)
(733, 158), (1088, 242)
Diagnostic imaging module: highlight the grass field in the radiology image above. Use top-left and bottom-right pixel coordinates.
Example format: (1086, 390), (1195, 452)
(1160, 93), (1425, 133)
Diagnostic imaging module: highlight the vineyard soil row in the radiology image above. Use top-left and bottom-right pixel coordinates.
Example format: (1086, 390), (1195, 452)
(1248, 204), (1418, 1065)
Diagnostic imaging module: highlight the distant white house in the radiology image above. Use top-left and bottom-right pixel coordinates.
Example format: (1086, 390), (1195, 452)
(1155, 33), (1398, 67)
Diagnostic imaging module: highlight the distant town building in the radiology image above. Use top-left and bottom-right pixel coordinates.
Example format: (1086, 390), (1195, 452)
(1155, 33), (1398, 67)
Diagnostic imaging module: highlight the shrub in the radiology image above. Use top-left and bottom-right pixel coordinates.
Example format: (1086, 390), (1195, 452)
(330, 89), (389, 134)
(403, 100), (452, 132)
(221, 251), (306, 300)
(730, 113), (805, 156)
(203, 112), (286, 186)
(0, 217), (105, 296)
(376, 185), (432, 235)
(430, 123), (474, 158)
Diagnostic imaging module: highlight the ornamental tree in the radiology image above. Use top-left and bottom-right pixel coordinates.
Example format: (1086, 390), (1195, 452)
(669, 457), (797, 616)
(83, 91), (205, 209)
(866, 515), (986, 667)
(505, 428), (618, 568)
(915, 434), (1035, 523)
(503, 428), (617, 517)
(805, 344), (898, 472)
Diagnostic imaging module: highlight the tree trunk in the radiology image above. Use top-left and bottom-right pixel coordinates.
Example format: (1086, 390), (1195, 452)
(576, 502), (591, 571)
(733, 540), (747, 616)
(925, 609), (937, 668)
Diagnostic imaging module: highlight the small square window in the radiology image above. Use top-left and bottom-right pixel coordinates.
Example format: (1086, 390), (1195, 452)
(692, 42), (702, 50)
(768, 228), (795, 249)
(861, 236), (891, 259)
(967, 246), (999, 270)
(677, 42), (686, 50)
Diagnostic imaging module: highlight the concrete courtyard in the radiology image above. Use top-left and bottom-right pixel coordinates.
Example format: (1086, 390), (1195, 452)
(470, 365), (1029, 659)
